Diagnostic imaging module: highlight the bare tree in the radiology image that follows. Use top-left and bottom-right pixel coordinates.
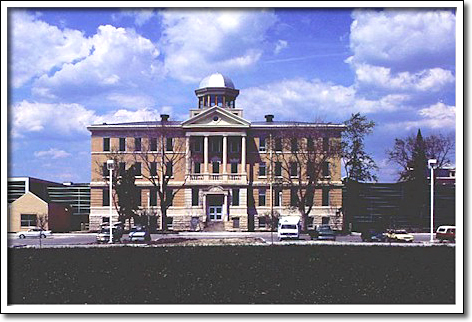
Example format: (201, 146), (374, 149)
(266, 125), (342, 232)
(387, 130), (455, 182)
(37, 213), (48, 248)
(131, 121), (189, 231)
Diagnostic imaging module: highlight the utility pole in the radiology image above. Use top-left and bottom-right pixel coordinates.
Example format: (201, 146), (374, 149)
(270, 133), (274, 245)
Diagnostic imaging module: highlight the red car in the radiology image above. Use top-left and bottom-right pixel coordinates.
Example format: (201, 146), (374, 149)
(436, 226), (455, 242)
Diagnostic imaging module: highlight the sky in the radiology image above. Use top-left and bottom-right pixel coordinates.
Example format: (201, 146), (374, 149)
(7, 6), (458, 183)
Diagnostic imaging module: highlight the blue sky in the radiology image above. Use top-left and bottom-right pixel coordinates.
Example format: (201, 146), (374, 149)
(8, 7), (457, 183)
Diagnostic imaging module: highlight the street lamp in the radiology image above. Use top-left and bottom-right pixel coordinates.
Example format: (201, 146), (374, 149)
(428, 159), (437, 243)
(107, 159), (115, 244)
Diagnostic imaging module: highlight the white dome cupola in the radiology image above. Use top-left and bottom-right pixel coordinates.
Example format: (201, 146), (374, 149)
(195, 73), (239, 109)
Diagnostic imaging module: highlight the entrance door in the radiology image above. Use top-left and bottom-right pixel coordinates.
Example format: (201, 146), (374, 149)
(209, 206), (223, 221)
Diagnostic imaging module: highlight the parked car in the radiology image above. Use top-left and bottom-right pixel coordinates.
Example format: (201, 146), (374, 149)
(361, 229), (386, 242)
(128, 225), (151, 242)
(17, 228), (52, 239)
(309, 225), (336, 241)
(96, 226), (123, 243)
(385, 229), (414, 242)
(436, 226), (455, 242)
(277, 216), (300, 240)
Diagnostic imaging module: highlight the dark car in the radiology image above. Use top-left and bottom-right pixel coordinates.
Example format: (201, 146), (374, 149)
(361, 229), (386, 242)
(309, 225), (336, 241)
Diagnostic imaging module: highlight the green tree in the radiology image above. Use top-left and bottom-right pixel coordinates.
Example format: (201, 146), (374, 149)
(115, 165), (141, 227)
(342, 113), (378, 182)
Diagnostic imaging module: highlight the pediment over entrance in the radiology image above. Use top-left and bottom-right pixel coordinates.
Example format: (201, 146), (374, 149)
(182, 106), (250, 129)
(208, 185), (225, 193)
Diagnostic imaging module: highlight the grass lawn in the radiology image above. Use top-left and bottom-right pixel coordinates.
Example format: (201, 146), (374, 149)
(8, 245), (455, 304)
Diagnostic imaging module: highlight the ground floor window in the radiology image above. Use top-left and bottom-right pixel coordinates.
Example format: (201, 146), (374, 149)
(258, 188), (266, 206)
(192, 188), (199, 206)
(232, 188), (240, 206)
(20, 214), (37, 227)
(103, 189), (110, 206)
(102, 217), (110, 224)
(322, 187), (330, 206)
(166, 217), (173, 229)
(307, 217), (314, 229)
(322, 216), (330, 225)
(233, 217), (240, 228)
(258, 216), (266, 228)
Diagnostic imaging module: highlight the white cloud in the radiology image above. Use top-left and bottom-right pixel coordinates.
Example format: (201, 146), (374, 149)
(349, 9), (456, 71)
(10, 100), (173, 138)
(354, 64), (454, 92)
(118, 9), (156, 26)
(10, 10), (91, 88)
(34, 148), (71, 159)
(238, 78), (410, 121)
(159, 9), (277, 83)
(274, 39), (288, 54)
(32, 25), (164, 103)
(385, 102), (455, 130)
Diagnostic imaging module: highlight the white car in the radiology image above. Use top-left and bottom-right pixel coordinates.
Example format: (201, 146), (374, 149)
(17, 228), (52, 239)
(128, 225), (151, 242)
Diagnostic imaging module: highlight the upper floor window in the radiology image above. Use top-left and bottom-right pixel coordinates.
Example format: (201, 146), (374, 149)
(210, 138), (222, 153)
(275, 162), (282, 177)
(323, 137), (329, 152)
(259, 137), (266, 152)
(322, 161), (330, 177)
(212, 161), (220, 174)
(135, 138), (141, 152)
(134, 162), (142, 176)
(103, 138), (110, 152)
(229, 138), (240, 153)
(231, 163), (238, 174)
(150, 162), (157, 177)
(119, 138), (126, 151)
(119, 162), (126, 176)
(290, 188), (298, 206)
(166, 138), (173, 152)
(150, 188), (157, 207)
(275, 138), (283, 151)
(274, 189), (282, 207)
(307, 137), (314, 150)
(150, 138), (158, 151)
(102, 162), (108, 177)
(166, 161), (173, 177)
(194, 162), (201, 174)
(259, 162), (267, 177)
(258, 188), (266, 206)
(193, 138), (202, 152)
(291, 138), (298, 152)
(290, 162), (298, 177)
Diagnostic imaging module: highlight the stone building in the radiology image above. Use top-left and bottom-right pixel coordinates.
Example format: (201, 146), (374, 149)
(87, 73), (345, 231)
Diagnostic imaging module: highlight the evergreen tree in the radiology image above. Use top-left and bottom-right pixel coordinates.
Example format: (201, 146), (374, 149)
(115, 165), (140, 226)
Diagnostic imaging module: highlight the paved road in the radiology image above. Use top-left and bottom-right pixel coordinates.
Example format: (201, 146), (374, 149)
(7, 231), (452, 247)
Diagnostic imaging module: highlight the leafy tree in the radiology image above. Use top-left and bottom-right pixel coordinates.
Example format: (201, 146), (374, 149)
(342, 113), (378, 182)
(115, 165), (141, 227)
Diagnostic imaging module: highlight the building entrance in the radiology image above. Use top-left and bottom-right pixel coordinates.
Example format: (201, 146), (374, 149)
(207, 194), (224, 221)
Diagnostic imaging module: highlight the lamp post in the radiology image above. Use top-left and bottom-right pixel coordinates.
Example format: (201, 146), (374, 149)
(428, 159), (437, 243)
(107, 159), (115, 244)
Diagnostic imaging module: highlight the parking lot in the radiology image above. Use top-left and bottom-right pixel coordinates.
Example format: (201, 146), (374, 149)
(7, 231), (453, 248)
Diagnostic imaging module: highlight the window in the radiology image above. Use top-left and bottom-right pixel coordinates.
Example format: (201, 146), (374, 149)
(102, 163), (108, 177)
(275, 189), (282, 207)
(166, 217), (173, 229)
(103, 189), (110, 206)
(119, 162), (126, 176)
(291, 138), (298, 152)
(307, 161), (314, 179)
(150, 162), (157, 176)
(305, 192), (314, 207)
(210, 138), (221, 152)
(166, 161), (173, 177)
(322, 216), (330, 225)
(134, 162), (142, 176)
(258, 188), (266, 206)
(166, 189), (173, 207)
(193, 138), (202, 152)
(212, 161), (220, 174)
(150, 188), (157, 206)
(229, 138), (240, 153)
(134, 138), (141, 151)
(322, 161), (330, 177)
(166, 137), (173, 151)
(102, 217), (109, 224)
(275, 162), (282, 177)
(103, 138), (110, 152)
(217, 95), (223, 107)
(307, 217), (314, 229)
(136, 188), (142, 206)
(192, 188), (199, 206)
(290, 188), (298, 206)
(258, 216), (266, 228)
(119, 138), (126, 151)
(290, 162), (298, 177)
(307, 137), (314, 150)
(150, 138), (157, 151)
(259, 162), (266, 177)
(194, 162), (201, 174)
(231, 163), (238, 174)
(232, 189), (240, 206)
(259, 137), (266, 152)
(275, 138), (282, 151)
(233, 217), (240, 228)
(20, 214), (37, 227)
(323, 137), (329, 152)
(322, 188), (330, 206)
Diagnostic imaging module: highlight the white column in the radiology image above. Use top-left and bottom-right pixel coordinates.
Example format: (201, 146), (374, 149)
(204, 135), (209, 174)
(222, 135), (227, 174)
(241, 135), (246, 174)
